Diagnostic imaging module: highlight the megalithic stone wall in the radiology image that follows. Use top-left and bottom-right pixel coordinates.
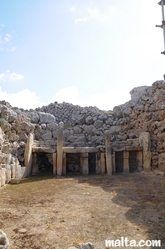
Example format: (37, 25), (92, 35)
(1, 80), (165, 186)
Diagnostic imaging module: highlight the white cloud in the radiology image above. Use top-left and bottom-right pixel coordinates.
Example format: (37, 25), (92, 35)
(88, 7), (100, 18)
(8, 46), (16, 52)
(4, 33), (12, 43)
(73, 5), (116, 24)
(0, 71), (24, 81)
(75, 17), (88, 24)
(70, 6), (76, 13)
(51, 86), (130, 110)
(0, 26), (16, 52)
(0, 88), (39, 109)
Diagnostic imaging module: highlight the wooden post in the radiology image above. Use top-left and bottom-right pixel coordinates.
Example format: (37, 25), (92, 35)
(24, 133), (34, 177)
(63, 152), (66, 175)
(57, 122), (64, 176)
(53, 153), (57, 175)
(82, 153), (88, 175)
(104, 130), (112, 175)
(123, 151), (129, 173)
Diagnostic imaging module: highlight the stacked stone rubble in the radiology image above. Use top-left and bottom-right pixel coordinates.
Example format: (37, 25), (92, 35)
(0, 80), (165, 187)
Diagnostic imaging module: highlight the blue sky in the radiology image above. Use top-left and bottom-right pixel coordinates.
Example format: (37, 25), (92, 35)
(0, 0), (164, 110)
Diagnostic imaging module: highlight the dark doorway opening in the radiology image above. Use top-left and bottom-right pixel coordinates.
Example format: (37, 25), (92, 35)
(129, 151), (138, 173)
(32, 153), (53, 175)
(115, 152), (124, 173)
(88, 153), (96, 174)
(66, 153), (81, 173)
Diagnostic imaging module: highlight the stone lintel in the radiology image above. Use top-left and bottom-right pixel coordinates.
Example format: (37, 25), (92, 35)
(63, 147), (99, 153)
(32, 147), (55, 153)
(113, 146), (142, 152)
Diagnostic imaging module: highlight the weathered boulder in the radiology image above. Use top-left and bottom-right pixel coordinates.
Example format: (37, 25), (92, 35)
(0, 229), (9, 249)
(38, 112), (56, 124)
(41, 129), (52, 140)
(68, 242), (94, 249)
(0, 104), (17, 123)
(30, 111), (40, 123)
(85, 116), (94, 125)
(158, 153), (165, 171)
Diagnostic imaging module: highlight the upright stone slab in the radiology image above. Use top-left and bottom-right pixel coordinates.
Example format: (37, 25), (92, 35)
(15, 164), (22, 180)
(96, 152), (101, 174)
(24, 133), (34, 176)
(11, 164), (16, 178)
(104, 130), (112, 175)
(82, 153), (89, 175)
(1, 168), (6, 186)
(62, 152), (66, 175)
(53, 153), (57, 175)
(100, 153), (105, 173)
(139, 132), (151, 172)
(137, 151), (143, 172)
(0, 167), (2, 187)
(32, 153), (39, 175)
(80, 154), (83, 173)
(57, 122), (64, 176)
(4, 164), (11, 183)
(123, 151), (129, 173)
(21, 167), (28, 178)
(112, 153), (116, 173)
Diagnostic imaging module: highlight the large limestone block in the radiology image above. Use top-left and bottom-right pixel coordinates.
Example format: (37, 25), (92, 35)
(85, 116), (94, 125)
(11, 164), (16, 178)
(82, 153), (89, 175)
(38, 112), (56, 124)
(21, 167), (28, 178)
(0, 154), (6, 164)
(143, 151), (151, 172)
(123, 151), (129, 173)
(1, 168), (6, 186)
(5, 154), (12, 164)
(139, 132), (151, 151)
(30, 112), (40, 123)
(0, 168), (2, 187)
(0, 104), (17, 123)
(47, 122), (58, 131)
(4, 164), (11, 184)
(24, 133), (33, 176)
(158, 153), (165, 171)
(109, 126), (122, 134)
(41, 129), (52, 140)
(15, 165), (22, 179)
(0, 127), (4, 145)
(57, 122), (64, 176)
(104, 130), (112, 175)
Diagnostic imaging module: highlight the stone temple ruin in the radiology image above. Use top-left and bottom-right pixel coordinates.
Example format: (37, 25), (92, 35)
(0, 80), (165, 186)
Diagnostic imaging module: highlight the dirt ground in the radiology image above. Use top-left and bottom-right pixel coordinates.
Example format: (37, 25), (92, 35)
(0, 172), (165, 249)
